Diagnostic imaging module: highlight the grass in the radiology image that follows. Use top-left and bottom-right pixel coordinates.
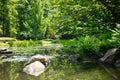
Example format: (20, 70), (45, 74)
(9, 40), (42, 47)
(58, 39), (79, 47)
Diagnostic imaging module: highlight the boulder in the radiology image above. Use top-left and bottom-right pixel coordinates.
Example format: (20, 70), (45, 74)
(28, 54), (50, 67)
(0, 48), (13, 55)
(0, 50), (13, 54)
(0, 48), (7, 51)
(100, 48), (118, 64)
(114, 59), (120, 68)
(23, 61), (45, 76)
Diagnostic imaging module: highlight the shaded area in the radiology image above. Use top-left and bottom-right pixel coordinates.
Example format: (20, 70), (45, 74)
(100, 63), (120, 80)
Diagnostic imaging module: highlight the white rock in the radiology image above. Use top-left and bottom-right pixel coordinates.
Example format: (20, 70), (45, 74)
(23, 61), (45, 76)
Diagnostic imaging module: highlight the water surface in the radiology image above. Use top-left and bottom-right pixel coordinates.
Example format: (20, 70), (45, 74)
(0, 45), (119, 80)
(0, 58), (117, 80)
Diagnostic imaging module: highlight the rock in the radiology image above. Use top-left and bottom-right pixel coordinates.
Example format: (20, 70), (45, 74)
(23, 61), (45, 76)
(67, 55), (81, 64)
(0, 48), (7, 51)
(23, 54), (50, 76)
(100, 48), (118, 64)
(0, 48), (13, 55)
(28, 54), (50, 67)
(114, 59), (120, 68)
(0, 50), (13, 54)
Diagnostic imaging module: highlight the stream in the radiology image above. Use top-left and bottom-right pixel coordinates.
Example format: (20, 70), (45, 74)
(0, 44), (120, 80)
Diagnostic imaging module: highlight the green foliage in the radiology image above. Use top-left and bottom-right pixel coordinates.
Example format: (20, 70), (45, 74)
(10, 28), (17, 38)
(0, 25), (2, 36)
(8, 0), (18, 38)
(16, 0), (43, 40)
(98, 31), (112, 40)
(0, 0), (120, 40)
(0, 0), (10, 37)
(9, 40), (41, 47)
(45, 26), (56, 39)
(54, 0), (112, 37)
(58, 40), (78, 47)
(78, 36), (100, 56)
(0, 0), (120, 54)
(59, 36), (100, 57)
(16, 31), (31, 40)
(97, 0), (120, 24)
(109, 26), (120, 47)
(99, 40), (113, 53)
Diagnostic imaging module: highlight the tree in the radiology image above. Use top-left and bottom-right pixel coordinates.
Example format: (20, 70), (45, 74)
(28, 0), (43, 40)
(7, 0), (18, 37)
(0, 0), (10, 37)
(97, 0), (120, 26)
(51, 0), (112, 38)
(16, 0), (32, 40)
(1, 0), (119, 40)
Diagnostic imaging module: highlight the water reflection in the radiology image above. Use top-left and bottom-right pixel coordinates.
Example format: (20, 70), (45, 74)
(0, 45), (119, 80)
(0, 58), (117, 80)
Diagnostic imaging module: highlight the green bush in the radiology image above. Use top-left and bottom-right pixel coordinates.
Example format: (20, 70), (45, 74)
(59, 33), (119, 57)
(78, 36), (100, 56)
(16, 31), (31, 40)
(109, 27), (120, 47)
(98, 31), (112, 40)
(99, 40), (114, 53)
(59, 36), (100, 57)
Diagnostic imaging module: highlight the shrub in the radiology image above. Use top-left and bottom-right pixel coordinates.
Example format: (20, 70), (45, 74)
(78, 36), (100, 56)
(59, 36), (100, 57)
(16, 31), (31, 40)
(109, 27), (120, 47)
(99, 40), (113, 53)
(98, 31), (112, 41)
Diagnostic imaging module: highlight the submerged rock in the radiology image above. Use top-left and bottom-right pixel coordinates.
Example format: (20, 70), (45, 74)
(23, 61), (45, 76)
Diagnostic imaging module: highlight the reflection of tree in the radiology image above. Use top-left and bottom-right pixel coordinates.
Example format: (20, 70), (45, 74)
(0, 62), (10, 80)
(0, 61), (47, 80)
(9, 61), (20, 80)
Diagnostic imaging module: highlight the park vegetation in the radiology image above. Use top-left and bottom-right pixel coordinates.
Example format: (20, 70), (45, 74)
(0, 0), (120, 56)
